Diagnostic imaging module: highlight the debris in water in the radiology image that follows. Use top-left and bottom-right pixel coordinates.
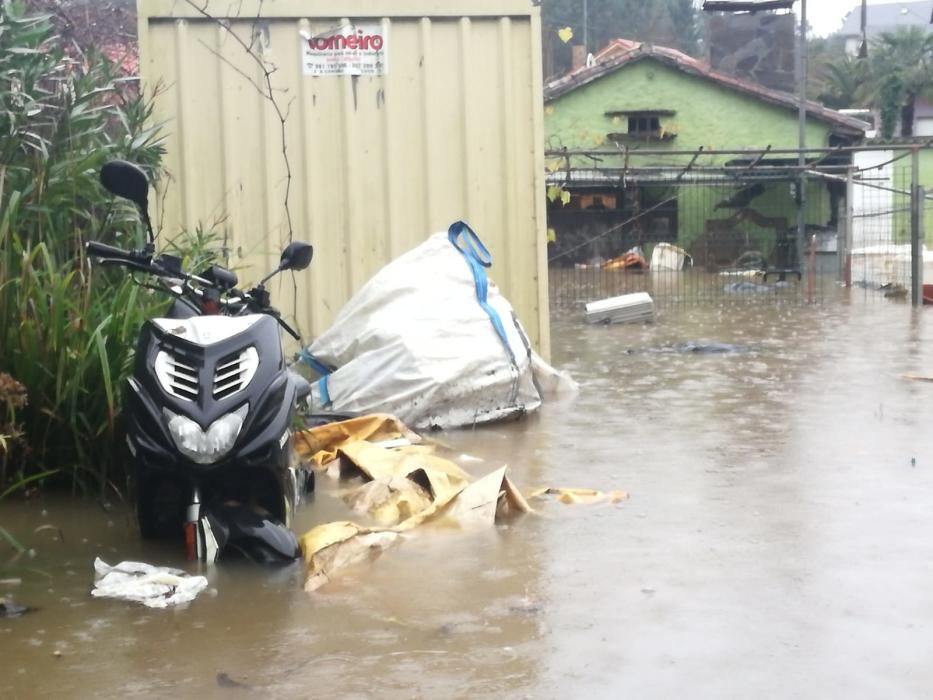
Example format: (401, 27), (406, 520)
(300, 522), (400, 593)
(296, 416), (620, 592)
(216, 672), (252, 690)
(0, 597), (32, 617)
(584, 292), (656, 325)
(507, 597), (543, 615)
(91, 558), (208, 609)
(529, 487), (628, 505)
(724, 281), (771, 294)
(900, 375), (933, 383)
(629, 342), (753, 355)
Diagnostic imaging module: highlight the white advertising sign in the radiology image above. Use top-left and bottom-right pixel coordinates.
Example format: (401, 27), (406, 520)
(301, 24), (388, 76)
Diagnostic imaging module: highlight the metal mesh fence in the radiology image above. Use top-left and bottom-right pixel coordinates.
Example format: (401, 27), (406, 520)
(545, 147), (930, 312)
(848, 163), (914, 299)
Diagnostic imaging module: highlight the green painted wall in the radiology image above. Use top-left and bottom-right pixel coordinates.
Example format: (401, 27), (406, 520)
(546, 59), (836, 255)
(868, 149), (931, 246)
(671, 179), (828, 258)
(545, 59), (834, 156)
(919, 150), (933, 246)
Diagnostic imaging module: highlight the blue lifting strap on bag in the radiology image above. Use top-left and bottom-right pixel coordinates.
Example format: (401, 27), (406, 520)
(296, 349), (332, 377)
(296, 350), (332, 407)
(318, 375), (331, 407)
(447, 221), (515, 365)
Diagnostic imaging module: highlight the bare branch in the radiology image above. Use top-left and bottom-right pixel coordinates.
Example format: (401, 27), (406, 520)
(183, 0), (300, 337)
(196, 39), (266, 96)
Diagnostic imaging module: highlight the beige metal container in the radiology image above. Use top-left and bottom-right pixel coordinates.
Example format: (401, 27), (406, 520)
(137, 0), (549, 355)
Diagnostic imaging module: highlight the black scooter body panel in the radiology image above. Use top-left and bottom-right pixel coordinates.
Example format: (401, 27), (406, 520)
(126, 313), (305, 536)
(134, 314), (284, 427)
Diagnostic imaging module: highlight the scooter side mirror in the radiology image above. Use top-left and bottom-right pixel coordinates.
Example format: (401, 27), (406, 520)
(100, 160), (156, 245)
(278, 241), (313, 272)
(100, 160), (150, 211)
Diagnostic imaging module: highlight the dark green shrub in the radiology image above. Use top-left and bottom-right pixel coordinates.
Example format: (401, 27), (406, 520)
(0, 2), (167, 496)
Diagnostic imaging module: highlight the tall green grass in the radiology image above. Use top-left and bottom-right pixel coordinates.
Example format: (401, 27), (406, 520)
(0, 3), (168, 496)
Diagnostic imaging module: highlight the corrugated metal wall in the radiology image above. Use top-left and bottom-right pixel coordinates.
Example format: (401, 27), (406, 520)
(138, 0), (549, 356)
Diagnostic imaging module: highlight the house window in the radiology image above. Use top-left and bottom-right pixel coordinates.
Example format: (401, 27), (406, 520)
(605, 110), (675, 143)
(628, 115), (661, 136)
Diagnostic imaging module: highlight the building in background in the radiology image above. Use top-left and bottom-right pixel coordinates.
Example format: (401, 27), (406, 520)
(839, 1), (933, 56)
(544, 40), (866, 270)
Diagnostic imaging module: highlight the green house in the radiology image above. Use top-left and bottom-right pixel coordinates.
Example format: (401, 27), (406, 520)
(543, 42), (867, 269)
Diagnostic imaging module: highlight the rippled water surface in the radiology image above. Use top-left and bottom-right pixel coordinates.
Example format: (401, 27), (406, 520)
(4, 292), (933, 699)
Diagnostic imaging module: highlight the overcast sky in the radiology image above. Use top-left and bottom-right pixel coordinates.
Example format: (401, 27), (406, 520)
(805, 0), (929, 37)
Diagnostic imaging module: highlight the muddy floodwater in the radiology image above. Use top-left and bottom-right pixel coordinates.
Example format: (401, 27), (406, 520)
(5, 292), (933, 698)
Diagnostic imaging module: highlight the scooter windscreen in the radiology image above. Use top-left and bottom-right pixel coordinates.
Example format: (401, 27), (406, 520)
(200, 504), (300, 565)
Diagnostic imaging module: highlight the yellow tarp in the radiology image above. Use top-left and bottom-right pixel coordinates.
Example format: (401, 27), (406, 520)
(293, 414), (419, 467)
(299, 522), (400, 592)
(294, 416), (622, 592)
(529, 487), (628, 505)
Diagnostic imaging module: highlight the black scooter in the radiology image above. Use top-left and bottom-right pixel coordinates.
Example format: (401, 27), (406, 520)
(88, 160), (314, 564)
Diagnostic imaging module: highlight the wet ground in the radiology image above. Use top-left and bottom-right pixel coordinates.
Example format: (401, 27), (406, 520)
(4, 290), (933, 698)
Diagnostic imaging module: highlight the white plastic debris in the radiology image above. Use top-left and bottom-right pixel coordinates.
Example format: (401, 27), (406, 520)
(91, 558), (208, 609)
(584, 292), (656, 325)
(650, 242), (691, 271)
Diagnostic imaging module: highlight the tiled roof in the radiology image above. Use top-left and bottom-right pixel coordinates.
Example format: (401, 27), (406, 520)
(544, 41), (868, 136)
(102, 43), (139, 76)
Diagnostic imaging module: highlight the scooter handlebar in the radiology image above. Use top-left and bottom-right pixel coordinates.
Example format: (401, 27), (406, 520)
(86, 241), (301, 340)
(86, 240), (160, 278)
(86, 240), (133, 260)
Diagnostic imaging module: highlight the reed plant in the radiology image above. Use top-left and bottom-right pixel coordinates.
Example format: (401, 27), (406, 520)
(0, 2), (170, 497)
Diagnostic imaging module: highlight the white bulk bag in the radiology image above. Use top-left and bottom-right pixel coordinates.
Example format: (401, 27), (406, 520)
(303, 222), (558, 429)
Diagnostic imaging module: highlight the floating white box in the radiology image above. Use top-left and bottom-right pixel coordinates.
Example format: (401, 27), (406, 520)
(584, 292), (656, 325)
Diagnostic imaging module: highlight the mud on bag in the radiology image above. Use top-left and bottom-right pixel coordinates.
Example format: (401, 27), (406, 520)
(303, 222), (566, 429)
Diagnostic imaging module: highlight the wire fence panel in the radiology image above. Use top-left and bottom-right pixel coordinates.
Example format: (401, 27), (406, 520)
(848, 161), (914, 301)
(545, 146), (929, 311)
(547, 173), (838, 309)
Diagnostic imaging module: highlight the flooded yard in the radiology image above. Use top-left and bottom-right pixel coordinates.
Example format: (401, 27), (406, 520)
(4, 291), (933, 698)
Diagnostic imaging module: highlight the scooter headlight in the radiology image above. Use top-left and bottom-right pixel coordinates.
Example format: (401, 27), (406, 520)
(163, 405), (248, 464)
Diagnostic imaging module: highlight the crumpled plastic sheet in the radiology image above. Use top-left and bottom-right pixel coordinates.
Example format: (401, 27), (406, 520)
(299, 462), (531, 593)
(294, 414), (420, 467)
(91, 558), (209, 609)
(294, 416), (624, 593)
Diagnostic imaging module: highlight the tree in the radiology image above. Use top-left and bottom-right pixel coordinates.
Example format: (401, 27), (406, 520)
(865, 27), (933, 138)
(811, 53), (868, 110)
(29, 0), (137, 47)
(879, 73), (906, 139)
(668, 0), (701, 56)
(541, 0), (701, 78)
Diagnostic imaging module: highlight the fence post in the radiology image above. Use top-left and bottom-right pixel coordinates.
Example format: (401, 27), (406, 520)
(911, 147), (922, 306)
(843, 165), (853, 286)
(808, 234), (816, 302)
